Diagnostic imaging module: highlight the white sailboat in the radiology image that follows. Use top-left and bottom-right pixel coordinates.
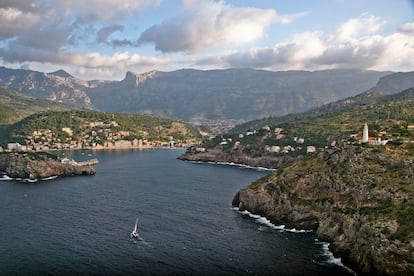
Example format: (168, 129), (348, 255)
(130, 217), (139, 239)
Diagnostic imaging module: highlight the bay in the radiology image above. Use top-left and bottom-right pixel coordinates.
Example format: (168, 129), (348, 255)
(0, 149), (353, 275)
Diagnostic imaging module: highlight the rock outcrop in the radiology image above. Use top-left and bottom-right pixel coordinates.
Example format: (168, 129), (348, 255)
(0, 152), (95, 180)
(232, 144), (414, 275)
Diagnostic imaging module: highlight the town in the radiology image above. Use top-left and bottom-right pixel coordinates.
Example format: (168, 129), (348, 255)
(191, 121), (414, 158)
(1, 119), (198, 152)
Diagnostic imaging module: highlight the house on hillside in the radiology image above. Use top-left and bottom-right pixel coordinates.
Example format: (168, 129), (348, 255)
(7, 142), (26, 151)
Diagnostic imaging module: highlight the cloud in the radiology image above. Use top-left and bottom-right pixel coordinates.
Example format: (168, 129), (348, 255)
(96, 25), (136, 47)
(0, 25), (74, 63)
(0, 1), (54, 38)
(398, 22), (414, 34)
(200, 15), (414, 71)
(97, 25), (124, 43)
(70, 51), (168, 69)
(0, 0), (158, 66)
(70, 51), (170, 80)
(53, 0), (161, 21)
(138, 0), (277, 53)
(329, 13), (386, 42)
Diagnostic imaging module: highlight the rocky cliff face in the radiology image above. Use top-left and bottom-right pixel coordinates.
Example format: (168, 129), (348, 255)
(0, 153), (95, 179)
(0, 67), (94, 108)
(232, 144), (414, 275)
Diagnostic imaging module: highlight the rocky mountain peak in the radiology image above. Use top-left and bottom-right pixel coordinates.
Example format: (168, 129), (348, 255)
(123, 70), (158, 85)
(48, 69), (74, 78)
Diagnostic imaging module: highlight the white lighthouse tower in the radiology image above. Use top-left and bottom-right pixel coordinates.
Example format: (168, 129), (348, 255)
(362, 123), (369, 143)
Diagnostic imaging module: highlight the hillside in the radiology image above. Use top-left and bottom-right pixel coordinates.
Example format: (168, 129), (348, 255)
(178, 88), (414, 274)
(371, 71), (414, 94)
(0, 67), (94, 109)
(1, 66), (396, 129)
(2, 110), (200, 150)
(231, 86), (414, 134)
(0, 88), (72, 125)
(233, 142), (414, 274)
(180, 88), (414, 168)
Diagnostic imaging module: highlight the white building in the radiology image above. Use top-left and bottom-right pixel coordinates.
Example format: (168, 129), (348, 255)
(362, 123), (369, 143)
(359, 123), (388, 145)
(7, 142), (25, 151)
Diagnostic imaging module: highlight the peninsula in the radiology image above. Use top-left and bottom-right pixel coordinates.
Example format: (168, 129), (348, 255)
(232, 143), (414, 275)
(181, 88), (414, 274)
(0, 152), (95, 180)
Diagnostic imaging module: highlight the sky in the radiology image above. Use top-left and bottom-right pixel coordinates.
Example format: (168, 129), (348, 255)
(0, 0), (413, 80)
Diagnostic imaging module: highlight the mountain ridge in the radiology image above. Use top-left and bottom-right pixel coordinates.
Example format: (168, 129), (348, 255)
(2, 66), (414, 129)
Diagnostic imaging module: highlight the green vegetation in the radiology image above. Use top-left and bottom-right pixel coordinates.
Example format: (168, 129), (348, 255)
(1, 110), (200, 148)
(0, 151), (59, 161)
(0, 88), (72, 125)
(199, 90), (414, 160)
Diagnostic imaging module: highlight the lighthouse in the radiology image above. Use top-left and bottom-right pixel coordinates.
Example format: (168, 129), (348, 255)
(362, 123), (369, 143)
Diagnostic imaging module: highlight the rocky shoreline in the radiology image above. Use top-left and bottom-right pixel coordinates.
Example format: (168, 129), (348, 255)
(232, 144), (414, 275)
(0, 152), (95, 180)
(178, 147), (298, 169)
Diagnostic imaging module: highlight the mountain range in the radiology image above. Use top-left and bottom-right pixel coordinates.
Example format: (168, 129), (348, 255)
(1, 66), (414, 128)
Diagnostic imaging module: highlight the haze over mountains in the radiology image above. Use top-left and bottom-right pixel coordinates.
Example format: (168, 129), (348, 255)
(1, 66), (414, 127)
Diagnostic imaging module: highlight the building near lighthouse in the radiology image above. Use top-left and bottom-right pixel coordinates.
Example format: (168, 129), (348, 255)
(358, 123), (388, 145)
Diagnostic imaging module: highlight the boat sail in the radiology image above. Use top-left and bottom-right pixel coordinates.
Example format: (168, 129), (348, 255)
(131, 217), (139, 239)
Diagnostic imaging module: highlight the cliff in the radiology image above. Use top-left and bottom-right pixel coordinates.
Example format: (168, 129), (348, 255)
(232, 144), (414, 275)
(0, 152), (95, 180)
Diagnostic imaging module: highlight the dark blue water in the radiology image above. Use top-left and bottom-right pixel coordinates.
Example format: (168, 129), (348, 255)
(0, 149), (353, 275)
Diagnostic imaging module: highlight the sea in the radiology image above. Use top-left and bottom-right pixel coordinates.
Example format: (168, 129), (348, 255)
(0, 149), (355, 275)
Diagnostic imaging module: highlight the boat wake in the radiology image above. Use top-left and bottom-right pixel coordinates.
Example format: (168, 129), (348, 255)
(130, 216), (152, 248)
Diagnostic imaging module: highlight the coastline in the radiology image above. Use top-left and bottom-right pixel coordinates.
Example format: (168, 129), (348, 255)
(0, 152), (96, 180)
(231, 206), (356, 274)
(182, 159), (275, 171)
(232, 144), (414, 275)
(177, 148), (297, 170)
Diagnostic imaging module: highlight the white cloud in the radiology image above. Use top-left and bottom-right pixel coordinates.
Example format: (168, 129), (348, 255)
(70, 51), (169, 80)
(398, 22), (414, 34)
(329, 13), (386, 42)
(70, 51), (168, 69)
(201, 15), (414, 72)
(138, 0), (277, 53)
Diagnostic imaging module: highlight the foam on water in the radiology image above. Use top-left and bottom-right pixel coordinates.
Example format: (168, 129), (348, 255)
(24, 178), (38, 183)
(0, 174), (58, 182)
(212, 161), (275, 171)
(41, 176), (58, 181)
(233, 207), (312, 232)
(189, 160), (274, 171)
(0, 174), (13, 181)
(315, 239), (357, 275)
(234, 207), (356, 272)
